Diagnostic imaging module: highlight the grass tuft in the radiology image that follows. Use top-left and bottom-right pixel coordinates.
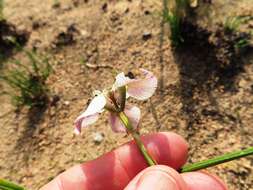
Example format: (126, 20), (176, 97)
(0, 49), (52, 108)
(224, 16), (253, 33)
(224, 16), (253, 51)
(164, 0), (191, 47)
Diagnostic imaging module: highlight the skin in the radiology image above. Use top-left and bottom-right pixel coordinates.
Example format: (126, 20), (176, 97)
(40, 132), (228, 190)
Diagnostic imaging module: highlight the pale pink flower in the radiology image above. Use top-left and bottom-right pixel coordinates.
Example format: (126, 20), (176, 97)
(74, 69), (157, 134)
(74, 92), (106, 134)
(113, 69), (158, 100)
(109, 105), (141, 133)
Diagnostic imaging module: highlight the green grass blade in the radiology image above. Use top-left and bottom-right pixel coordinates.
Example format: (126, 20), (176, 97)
(0, 179), (27, 190)
(180, 146), (253, 173)
(12, 60), (31, 74)
(24, 50), (39, 75)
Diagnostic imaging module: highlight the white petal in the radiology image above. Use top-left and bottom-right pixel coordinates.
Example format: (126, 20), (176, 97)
(124, 105), (141, 129)
(74, 93), (106, 134)
(108, 105), (141, 133)
(74, 127), (81, 135)
(83, 94), (107, 116)
(113, 72), (132, 90)
(109, 112), (126, 133)
(74, 113), (99, 134)
(127, 69), (157, 100)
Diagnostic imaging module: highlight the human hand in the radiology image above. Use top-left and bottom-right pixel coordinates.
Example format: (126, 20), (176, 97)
(40, 132), (227, 190)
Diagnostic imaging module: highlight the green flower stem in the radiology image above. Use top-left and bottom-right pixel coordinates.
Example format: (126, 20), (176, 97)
(131, 132), (158, 166)
(118, 86), (126, 111)
(180, 146), (253, 173)
(0, 179), (27, 190)
(118, 112), (157, 166)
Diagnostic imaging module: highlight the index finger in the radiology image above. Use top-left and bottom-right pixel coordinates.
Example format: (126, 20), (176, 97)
(40, 132), (188, 190)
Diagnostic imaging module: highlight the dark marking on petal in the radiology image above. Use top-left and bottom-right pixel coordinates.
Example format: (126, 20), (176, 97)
(126, 71), (135, 79)
(86, 98), (91, 105)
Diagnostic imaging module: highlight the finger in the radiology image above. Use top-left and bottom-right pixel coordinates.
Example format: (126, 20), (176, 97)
(182, 171), (228, 190)
(125, 165), (188, 190)
(40, 132), (188, 190)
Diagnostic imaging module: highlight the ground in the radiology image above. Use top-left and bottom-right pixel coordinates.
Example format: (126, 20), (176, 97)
(0, 0), (253, 189)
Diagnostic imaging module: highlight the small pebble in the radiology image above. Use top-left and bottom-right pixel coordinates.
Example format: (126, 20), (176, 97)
(80, 30), (89, 37)
(93, 132), (104, 144)
(63, 101), (70, 106)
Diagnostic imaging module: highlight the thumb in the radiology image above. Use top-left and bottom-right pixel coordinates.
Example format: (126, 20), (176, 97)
(124, 165), (187, 190)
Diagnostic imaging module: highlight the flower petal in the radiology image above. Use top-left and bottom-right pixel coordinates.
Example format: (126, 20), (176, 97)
(83, 94), (107, 116)
(127, 69), (157, 100)
(109, 112), (126, 133)
(125, 105), (141, 129)
(113, 72), (131, 90)
(74, 93), (106, 134)
(108, 105), (141, 133)
(74, 113), (99, 134)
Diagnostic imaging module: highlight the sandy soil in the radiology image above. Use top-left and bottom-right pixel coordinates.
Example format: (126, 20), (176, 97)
(0, 0), (252, 189)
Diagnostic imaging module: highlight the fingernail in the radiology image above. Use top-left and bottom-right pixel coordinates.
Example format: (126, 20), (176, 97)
(135, 170), (180, 190)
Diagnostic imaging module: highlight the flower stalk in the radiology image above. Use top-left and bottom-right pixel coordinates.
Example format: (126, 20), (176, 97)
(118, 111), (157, 166)
(131, 131), (157, 166)
(118, 86), (126, 111)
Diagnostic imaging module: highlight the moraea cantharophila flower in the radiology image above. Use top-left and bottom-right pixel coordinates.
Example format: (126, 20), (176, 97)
(74, 69), (157, 134)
